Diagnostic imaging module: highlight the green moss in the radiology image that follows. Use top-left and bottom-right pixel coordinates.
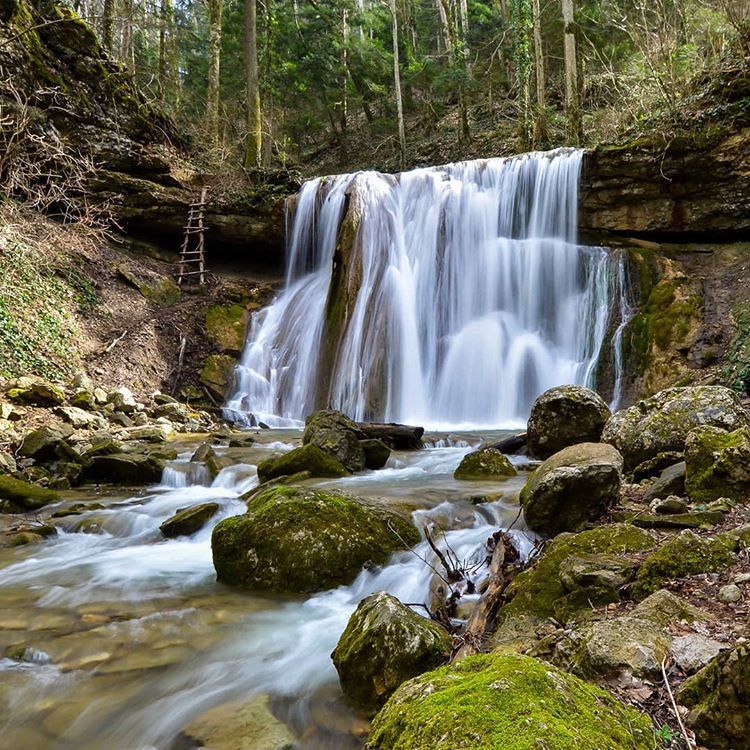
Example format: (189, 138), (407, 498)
(454, 448), (517, 480)
(722, 300), (750, 393)
(200, 354), (236, 399)
(498, 524), (654, 624)
(632, 529), (737, 600)
(205, 304), (250, 354)
(366, 653), (656, 750)
(211, 486), (420, 593)
(0, 476), (60, 510)
(256, 444), (349, 483)
(685, 426), (750, 502)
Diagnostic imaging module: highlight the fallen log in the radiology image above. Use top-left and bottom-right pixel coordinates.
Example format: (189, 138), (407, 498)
(355, 422), (424, 450)
(488, 432), (527, 455)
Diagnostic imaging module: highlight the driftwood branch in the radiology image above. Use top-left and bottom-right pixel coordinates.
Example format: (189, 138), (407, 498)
(104, 329), (128, 353)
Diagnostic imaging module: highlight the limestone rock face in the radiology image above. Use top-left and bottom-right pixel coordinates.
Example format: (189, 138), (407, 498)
(520, 443), (623, 536)
(685, 426), (750, 502)
(527, 385), (611, 459)
(453, 447), (517, 480)
(680, 644), (750, 750)
(602, 386), (748, 472)
(331, 592), (451, 715)
(211, 486), (420, 593)
(366, 653), (656, 750)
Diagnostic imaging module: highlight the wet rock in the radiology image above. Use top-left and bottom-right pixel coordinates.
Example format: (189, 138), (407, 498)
(107, 387), (138, 413)
(81, 453), (164, 485)
(205, 304), (252, 356)
(644, 462), (686, 503)
(602, 386), (749, 472)
(559, 553), (638, 591)
(211, 486), (420, 593)
(356, 422), (424, 450)
(520, 443), (623, 536)
(5, 377), (65, 406)
(331, 591), (451, 715)
(671, 634), (727, 674)
(303, 410), (366, 472)
(679, 643), (750, 750)
(182, 694), (298, 750)
(360, 439), (391, 470)
(632, 529), (736, 600)
(19, 424), (74, 462)
(527, 385), (611, 459)
(256, 444), (349, 483)
(160, 502), (220, 538)
(0, 476), (60, 511)
(718, 584), (742, 604)
(453, 447), (517, 480)
(685, 426), (750, 503)
(201, 354), (236, 400)
(366, 653), (656, 750)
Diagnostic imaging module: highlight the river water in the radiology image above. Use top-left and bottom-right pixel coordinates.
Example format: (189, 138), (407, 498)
(0, 430), (534, 749)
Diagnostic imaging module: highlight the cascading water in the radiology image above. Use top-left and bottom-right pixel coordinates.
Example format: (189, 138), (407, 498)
(225, 148), (628, 428)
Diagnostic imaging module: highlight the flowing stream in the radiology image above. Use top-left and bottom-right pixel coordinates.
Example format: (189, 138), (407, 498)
(225, 149), (628, 429)
(0, 432), (533, 749)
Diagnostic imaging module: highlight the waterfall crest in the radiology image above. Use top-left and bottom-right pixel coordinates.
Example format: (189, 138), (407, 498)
(225, 149), (627, 428)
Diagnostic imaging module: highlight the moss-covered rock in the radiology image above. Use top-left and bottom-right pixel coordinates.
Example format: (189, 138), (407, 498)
(205, 304), (251, 355)
(453, 447), (517, 480)
(332, 592), (452, 715)
(631, 529), (737, 600)
(256, 444), (349, 483)
(211, 486), (420, 593)
(19, 424), (74, 461)
(160, 502), (220, 538)
(0, 476), (60, 511)
(685, 426), (750, 503)
(602, 386), (749, 472)
(302, 410), (366, 472)
(632, 588), (709, 627)
(366, 653), (656, 750)
(559, 553), (639, 591)
(679, 643), (750, 750)
(6, 377), (65, 406)
(360, 439), (391, 470)
(201, 354), (236, 400)
(493, 524), (654, 634)
(520, 443), (623, 536)
(117, 266), (180, 307)
(527, 385), (611, 459)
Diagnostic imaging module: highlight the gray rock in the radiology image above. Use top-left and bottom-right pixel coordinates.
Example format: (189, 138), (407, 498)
(718, 584), (742, 604)
(107, 387), (138, 414)
(644, 462), (686, 503)
(671, 634), (727, 674)
(649, 494), (689, 514)
(160, 503), (220, 537)
(360, 438), (391, 470)
(55, 406), (106, 430)
(559, 553), (638, 591)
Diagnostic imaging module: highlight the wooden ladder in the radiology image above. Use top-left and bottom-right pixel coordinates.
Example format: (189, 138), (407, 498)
(177, 187), (208, 286)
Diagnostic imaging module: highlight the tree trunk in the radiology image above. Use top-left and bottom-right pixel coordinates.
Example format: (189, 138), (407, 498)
(102, 0), (114, 52)
(436, 0), (451, 54)
(562, 0), (582, 145)
(531, 0), (546, 145)
(389, 0), (406, 169)
(340, 8), (349, 160)
(513, 0), (532, 148)
(159, 0), (175, 102)
(244, 0), (262, 168)
(205, 0), (224, 150)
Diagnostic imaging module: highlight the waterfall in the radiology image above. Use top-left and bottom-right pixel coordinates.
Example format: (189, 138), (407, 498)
(225, 148), (627, 429)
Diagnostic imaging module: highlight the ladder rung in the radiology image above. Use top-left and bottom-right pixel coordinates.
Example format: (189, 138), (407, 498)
(179, 270), (206, 276)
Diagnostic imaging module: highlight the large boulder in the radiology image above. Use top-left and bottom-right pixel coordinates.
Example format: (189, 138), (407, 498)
(6, 377), (65, 406)
(366, 653), (656, 750)
(601, 386), (749, 472)
(256, 444), (349, 483)
(303, 410), (366, 472)
(0, 476), (60, 512)
(360, 439), (391, 470)
(332, 592), (451, 715)
(632, 529), (737, 600)
(527, 385), (611, 459)
(680, 644), (750, 750)
(160, 503), (220, 538)
(685, 426), (750, 503)
(453, 447), (517, 480)
(19, 424), (74, 462)
(211, 486), (420, 593)
(520, 443), (623, 536)
(81, 453), (165, 485)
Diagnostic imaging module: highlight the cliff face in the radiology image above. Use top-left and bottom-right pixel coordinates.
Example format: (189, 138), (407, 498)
(0, 0), (290, 257)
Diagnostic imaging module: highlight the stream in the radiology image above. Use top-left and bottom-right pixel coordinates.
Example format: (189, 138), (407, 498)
(0, 430), (535, 749)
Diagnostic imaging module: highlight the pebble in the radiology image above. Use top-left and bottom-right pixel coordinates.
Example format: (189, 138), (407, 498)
(718, 584), (743, 604)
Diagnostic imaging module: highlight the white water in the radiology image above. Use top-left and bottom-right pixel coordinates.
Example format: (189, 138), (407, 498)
(225, 149), (627, 429)
(0, 437), (532, 749)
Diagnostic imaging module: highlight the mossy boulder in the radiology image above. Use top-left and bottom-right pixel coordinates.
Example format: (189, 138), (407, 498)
(256, 444), (349, 483)
(527, 385), (611, 459)
(493, 524), (654, 632)
(19, 424), (74, 462)
(117, 265), (180, 307)
(201, 354), (236, 400)
(632, 589), (709, 627)
(211, 486), (420, 593)
(601, 386), (749, 472)
(205, 304), (251, 355)
(302, 410), (366, 472)
(520, 443), (623, 536)
(160, 502), (220, 538)
(559, 553), (639, 591)
(332, 592), (452, 715)
(454, 447), (517, 480)
(81, 453), (165, 485)
(365, 653), (656, 750)
(0, 476), (60, 511)
(360, 439), (391, 470)
(6, 378), (65, 406)
(631, 529), (737, 600)
(679, 643), (750, 750)
(685, 426), (750, 503)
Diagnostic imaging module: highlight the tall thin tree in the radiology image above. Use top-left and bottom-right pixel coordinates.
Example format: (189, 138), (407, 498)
(562, 0), (582, 144)
(389, 0), (406, 169)
(205, 0), (224, 149)
(531, 0), (546, 145)
(244, 0), (262, 168)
